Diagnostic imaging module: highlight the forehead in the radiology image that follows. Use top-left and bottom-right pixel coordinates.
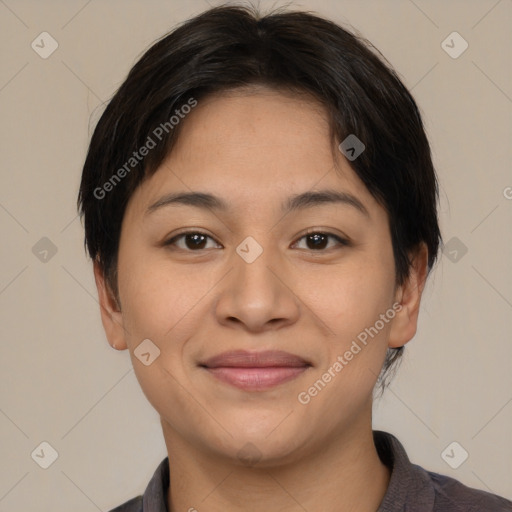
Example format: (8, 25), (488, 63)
(127, 89), (378, 219)
(173, 88), (332, 165)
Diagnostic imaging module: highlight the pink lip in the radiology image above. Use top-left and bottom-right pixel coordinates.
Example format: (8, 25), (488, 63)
(200, 350), (311, 391)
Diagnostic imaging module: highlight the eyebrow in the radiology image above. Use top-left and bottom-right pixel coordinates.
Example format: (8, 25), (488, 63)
(145, 189), (369, 217)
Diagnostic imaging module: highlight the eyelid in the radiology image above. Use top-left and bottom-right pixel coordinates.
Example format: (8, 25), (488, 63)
(164, 229), (220, 248)
(290, 231), (350, 252)
(295, 227), (351, 246)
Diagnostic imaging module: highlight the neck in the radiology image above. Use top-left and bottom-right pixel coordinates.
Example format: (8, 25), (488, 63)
(162, 415), (390, 512)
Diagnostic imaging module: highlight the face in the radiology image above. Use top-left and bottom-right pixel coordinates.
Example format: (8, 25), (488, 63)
(96, 88), (424, 466)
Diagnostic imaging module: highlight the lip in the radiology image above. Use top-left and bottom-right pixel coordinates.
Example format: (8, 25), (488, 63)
(200, 350), (311, 391)
(201, 350), (310, 368)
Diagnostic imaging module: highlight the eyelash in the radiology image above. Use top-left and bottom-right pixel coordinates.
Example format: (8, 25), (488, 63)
(163, 229), (350, 252)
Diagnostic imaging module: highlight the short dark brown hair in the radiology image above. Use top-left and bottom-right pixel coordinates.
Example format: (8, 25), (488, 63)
(77, 3), (442, 389)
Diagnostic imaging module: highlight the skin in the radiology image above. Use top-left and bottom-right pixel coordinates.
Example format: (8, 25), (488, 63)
(94, 88), (428, 512)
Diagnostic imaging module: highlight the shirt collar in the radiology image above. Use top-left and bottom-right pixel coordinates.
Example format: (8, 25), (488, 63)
(374, 430), (435, 511)
(142, 455), (169, 512)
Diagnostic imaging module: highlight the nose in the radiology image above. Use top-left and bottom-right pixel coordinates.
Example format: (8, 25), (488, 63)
(214, 238), (300, 333)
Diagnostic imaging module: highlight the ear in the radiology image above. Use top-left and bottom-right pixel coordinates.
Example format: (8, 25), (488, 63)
(388, 243), (429, 349)
(93, 259), (128, 351)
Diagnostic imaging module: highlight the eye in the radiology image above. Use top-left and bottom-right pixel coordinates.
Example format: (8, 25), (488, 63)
(164, 229), (349, 252)
(292, 230), (349, 251)
(164, 231), (220, 251)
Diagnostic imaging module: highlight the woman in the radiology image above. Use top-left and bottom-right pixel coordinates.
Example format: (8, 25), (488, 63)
(78, 4), (512, 511)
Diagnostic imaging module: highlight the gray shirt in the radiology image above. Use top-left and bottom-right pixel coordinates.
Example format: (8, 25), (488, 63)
(109, 430), (512, 511)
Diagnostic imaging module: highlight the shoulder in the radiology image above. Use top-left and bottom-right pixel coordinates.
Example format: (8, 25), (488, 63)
(373, 431), (512, 511)
(107, 456), (169, 512)
(107, 495), (143, 512)
(425, 469), (512, 512)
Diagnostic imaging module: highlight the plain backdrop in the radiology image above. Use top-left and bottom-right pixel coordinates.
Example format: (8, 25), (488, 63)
(0, 0), (511, 510)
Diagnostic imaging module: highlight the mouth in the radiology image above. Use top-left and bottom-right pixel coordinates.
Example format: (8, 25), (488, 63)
(199, 350), (312, 391)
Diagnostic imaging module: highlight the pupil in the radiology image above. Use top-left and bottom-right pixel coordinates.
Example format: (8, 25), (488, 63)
(308, 233), (327, 249)
(187, 234), (206, 249)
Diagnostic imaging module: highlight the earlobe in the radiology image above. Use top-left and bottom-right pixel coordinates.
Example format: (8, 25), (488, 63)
(388, 243), (429, 349)
(93, 259), (128, 351)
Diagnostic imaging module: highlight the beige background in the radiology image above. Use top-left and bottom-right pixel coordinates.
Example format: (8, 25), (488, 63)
(0, 0), (511, 510)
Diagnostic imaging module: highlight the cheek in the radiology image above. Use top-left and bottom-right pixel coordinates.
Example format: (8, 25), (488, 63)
(117, 248), (197, 344)
(295, 264), (395, 428)
(305, 254), (396, 337)
(300, 249), (396, 407)
(117, 255), (208, 416)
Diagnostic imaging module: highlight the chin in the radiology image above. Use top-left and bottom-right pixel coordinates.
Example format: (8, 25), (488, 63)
(204, 420), (310, 468)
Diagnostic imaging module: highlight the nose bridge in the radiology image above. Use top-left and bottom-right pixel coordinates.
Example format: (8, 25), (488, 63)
(214, 231), (299, 329)
(232, 233), (280, 294)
